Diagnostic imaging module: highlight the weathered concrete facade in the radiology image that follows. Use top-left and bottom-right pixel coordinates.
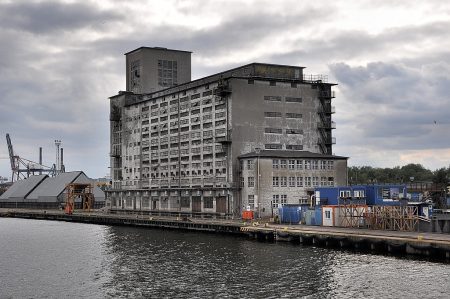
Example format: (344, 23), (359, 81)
(108, 47), (340, 217)
(239, 151), (347, 218)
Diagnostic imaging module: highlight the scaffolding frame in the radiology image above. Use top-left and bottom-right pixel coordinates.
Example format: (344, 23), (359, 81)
(338, 198), (367, 228)
(65, 183), (95, 214)
(366, 206), (419, 231)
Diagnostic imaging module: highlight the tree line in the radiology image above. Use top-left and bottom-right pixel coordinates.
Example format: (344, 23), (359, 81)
(348, 164), (450, 185)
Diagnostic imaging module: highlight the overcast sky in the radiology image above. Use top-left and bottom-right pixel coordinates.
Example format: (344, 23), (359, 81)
(1, 0), (449, 179)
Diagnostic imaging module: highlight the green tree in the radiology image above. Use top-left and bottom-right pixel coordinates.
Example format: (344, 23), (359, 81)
(432, 167), (449, 184)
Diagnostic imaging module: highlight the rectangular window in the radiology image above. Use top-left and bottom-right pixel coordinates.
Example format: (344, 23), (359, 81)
(248, 177), (255, 187)
(285, 97), (302, 103)
(328, 177), (334, 186)
(354, 190), (366, 198)
(202, 90), (213, 97)
(265, 144), (282, 149)
(280, 177), (287, 187)
(306, 177), (312, 187)
(203, 197), (213, 209)
(286, 145), (303, 150)
(191, 93), (201, 100)
(325, 210), (331, 219)
(280, 160), (287, 169)
(240, 177), (244, 187)
(296, 176), (303, 187)
(248, 195), (255, 209)
(203, 122), (213, 129)
(286, 129), (303, 134)
(273, 159), (279, 169)
(203, 130), (213, 137)
(320, 160), (327, 170)
(313, 160), (319, 170)
(215, 112), (225, 118)
(312, 176), (319, 187)
(305, 160), (311, 170)
(281, 194), (287, 204)
(180, 197), (190, 208)
(286, 113), (302, 119)
(288, 160), (295, 170)
(247, 160), (254, 170)
(264, 95), (282, 102)
(265, 128), (282, 134)
(272, 195), (279, 208)
(264, 112), (282, 118)
(289, 177), (295, 187)
(321, 177), (327, 186)
(327, 161), (334, 170)
(296, 160), (303, 169)
(273, 177), (279, 187)
(339, 190), (351, 198)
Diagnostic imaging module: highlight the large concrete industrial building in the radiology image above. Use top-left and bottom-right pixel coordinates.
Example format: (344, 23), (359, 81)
(108, 47), (347, 217)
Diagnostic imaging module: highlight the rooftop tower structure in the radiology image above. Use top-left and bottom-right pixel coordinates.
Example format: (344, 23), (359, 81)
(125, 47), (192, 94)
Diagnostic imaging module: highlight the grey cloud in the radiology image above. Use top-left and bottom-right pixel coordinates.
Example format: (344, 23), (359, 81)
(0, 1), (122, 34)
(330, 61), (450, 152)
(265, 21), (450, 68)
(90, 7), (330, 64)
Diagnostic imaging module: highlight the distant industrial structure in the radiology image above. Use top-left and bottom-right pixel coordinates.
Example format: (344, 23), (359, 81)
(4, 133), (65, 182)
(107, 47), (346, 217)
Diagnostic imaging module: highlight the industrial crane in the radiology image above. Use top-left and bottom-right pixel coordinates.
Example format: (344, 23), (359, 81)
(5, 133), (59, 182)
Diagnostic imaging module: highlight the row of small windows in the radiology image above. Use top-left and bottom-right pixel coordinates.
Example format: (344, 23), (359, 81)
(265, 144), (303, 150)
(147, 112), (226, 125)
(265, 128), (303, 134)
(272, 176), (334, 187)
(264, 112), (302, 118)
(272, 195), (288, 207)
(246, 194), (288, 210)
(145, 104), (225, 118)
(248, 79), (298, 88)
(141, 90), (215, 111)
(149, 168), (227, 178)
(273, 159), (334, 170)
(264, 96), (302, 103)
(243, 176), (335, 188)
(243, 159), (334, 170)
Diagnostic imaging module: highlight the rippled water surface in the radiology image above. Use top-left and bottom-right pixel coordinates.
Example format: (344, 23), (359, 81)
(0, 218), (449, 298)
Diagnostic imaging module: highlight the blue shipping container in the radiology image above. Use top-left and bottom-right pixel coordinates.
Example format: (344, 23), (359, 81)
(278, 206), (302, 224)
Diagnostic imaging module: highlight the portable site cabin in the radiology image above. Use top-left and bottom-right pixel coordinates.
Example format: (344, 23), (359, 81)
(315, 185), (407, 207)
(322, 205), (368, 227)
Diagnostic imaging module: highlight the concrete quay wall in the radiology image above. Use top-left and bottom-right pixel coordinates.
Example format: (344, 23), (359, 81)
(1, 209), (449, 262)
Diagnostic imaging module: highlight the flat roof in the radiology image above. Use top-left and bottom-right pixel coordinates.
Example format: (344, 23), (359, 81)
(238, 150), (348, 160)
(124, 46), (192, 55)
(115, 62), (333, 105)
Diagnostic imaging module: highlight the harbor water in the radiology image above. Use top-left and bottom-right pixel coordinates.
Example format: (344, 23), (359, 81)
(0, 218), (449, 298)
